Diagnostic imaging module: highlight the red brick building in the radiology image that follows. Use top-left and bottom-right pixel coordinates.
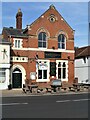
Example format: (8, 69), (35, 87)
(2, 5), (75, 88)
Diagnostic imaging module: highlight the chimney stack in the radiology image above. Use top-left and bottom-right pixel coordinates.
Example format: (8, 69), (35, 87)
(16, 8), (22, 30)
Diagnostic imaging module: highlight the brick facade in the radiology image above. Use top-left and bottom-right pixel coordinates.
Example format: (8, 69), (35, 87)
(2, 5), (75, 88)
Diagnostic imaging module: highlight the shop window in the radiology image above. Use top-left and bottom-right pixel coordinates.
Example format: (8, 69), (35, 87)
(58, 34), (66, 49)
(38, 70), (47, 79)
(0, 68), (6, 83)
(58, 62), (66, 79)
(38, 32), (47, 48)
(37, 61), (48, 80)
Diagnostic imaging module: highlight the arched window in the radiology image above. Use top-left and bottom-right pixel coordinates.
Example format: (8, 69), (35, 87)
(58, 34), (66, 49)
(38, 32), (47, 48)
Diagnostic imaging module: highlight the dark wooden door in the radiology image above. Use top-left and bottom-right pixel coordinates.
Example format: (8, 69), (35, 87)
(12, 73), (22, 88)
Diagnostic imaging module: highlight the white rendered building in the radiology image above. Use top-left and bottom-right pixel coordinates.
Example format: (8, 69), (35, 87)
(0, 37), (11, 90)
(75, 46), (90, 84)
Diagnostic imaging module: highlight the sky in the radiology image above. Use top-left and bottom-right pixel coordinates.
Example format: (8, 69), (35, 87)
(1, 2), (88, 47)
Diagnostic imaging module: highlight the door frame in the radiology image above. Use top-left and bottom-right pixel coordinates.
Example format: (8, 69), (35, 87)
(12, 68), (22, 88)
(11, 64), (26, 88)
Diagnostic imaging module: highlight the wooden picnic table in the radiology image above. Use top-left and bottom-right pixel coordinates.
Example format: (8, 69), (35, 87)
(70, 83), (82, 91)
(28, 84), (38, 93)
(22, 84), (38, 93)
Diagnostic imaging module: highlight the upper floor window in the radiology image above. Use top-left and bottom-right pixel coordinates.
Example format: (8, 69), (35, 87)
(14, 38), (22, 48)
(58, 34), (66, 49)
(15, 40), (20, 48)
(38, 32), (47, 48)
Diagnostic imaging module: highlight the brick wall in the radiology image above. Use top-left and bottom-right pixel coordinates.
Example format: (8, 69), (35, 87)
(3, 6), (75, 87)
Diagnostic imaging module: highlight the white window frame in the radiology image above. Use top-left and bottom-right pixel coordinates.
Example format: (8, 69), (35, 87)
(58, 34), (66, 50)
(38, 32), (47, 49)
(13, 38), (23, 49)
(56, 60), (68, 82)
(36, 60), (50, 82)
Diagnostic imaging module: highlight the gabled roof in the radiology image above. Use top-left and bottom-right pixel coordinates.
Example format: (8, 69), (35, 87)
(23, 5), (74, 33)
(3, 27), (28, 38)
(3, 5), (74, 37)
(75, 46), (90, 59)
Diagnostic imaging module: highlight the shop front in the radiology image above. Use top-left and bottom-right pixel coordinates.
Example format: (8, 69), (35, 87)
(36, 59), (68, 83)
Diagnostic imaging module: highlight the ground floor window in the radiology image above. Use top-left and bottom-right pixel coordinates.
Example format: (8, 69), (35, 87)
(0, 68), (6, 83)
(38, 70), (47, 79)
(56, 60), (68, 81)
(36, 60), (49, 82)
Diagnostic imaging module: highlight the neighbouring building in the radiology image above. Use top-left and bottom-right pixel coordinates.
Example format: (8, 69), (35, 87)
(75, 46), (90, 84)
(0, 35), (11, 90)
(2, 5), (75, 89)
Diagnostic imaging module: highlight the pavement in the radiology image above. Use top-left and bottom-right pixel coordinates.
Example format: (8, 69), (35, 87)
(1, 87), (90, 97)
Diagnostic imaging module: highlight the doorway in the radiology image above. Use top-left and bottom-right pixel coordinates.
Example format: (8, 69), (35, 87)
(12, 68), (22, 88)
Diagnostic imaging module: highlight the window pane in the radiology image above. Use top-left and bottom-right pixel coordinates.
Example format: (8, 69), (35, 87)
(38, 70), (42, 79)
(63, 62), (66, 67)
(15, 40), (17, 47)
(62, 43), (65, 49)
(60, 43), (62, 49)
(58, 62), (61, 67)
(0, 76), (6, 83)
(58, 35), (61, 42)
(0, 72), (5, 77)
(43, 70), (47, 79)
(38, 33), (42, 40)
(0, 68), (5, 72)
(43, 42), (46, 48)
(63, 68), (66, 79)
(0, 69), (6, 83)
(62, 35), (65, 42)
(38, 42), (42, 47)
(58, 68), (61, 79)
(18, 40), (20, 48)
(43, 33), (46, 41)
(58, 43), (60, 48)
